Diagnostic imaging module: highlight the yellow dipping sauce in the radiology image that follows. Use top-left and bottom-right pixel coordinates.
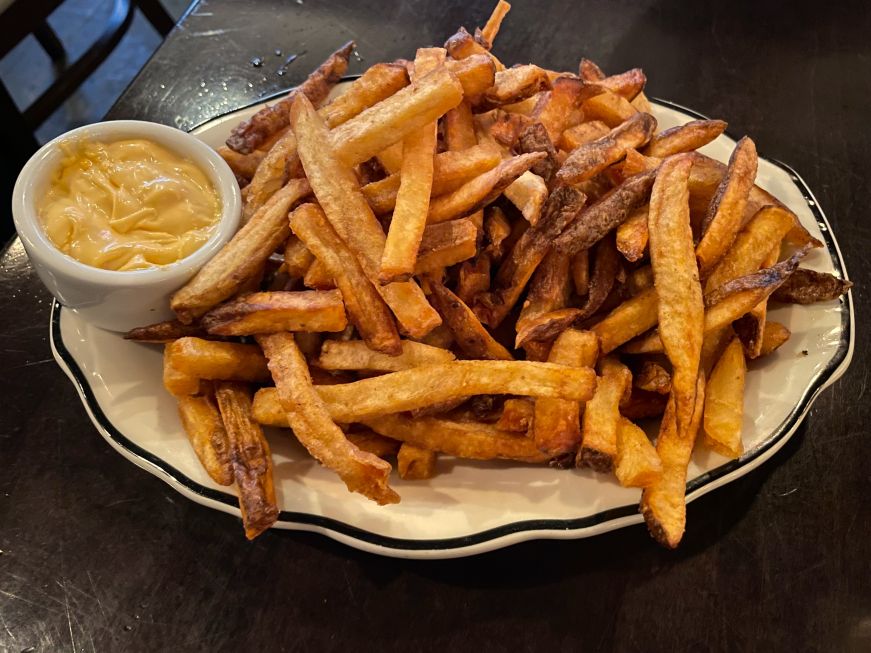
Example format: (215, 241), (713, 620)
(38, 138), (221, 271)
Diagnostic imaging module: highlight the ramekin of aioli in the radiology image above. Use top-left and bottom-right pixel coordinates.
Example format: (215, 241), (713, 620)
(13, 120), (241, 332)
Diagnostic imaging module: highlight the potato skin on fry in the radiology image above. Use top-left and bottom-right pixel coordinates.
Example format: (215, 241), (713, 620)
(201, 290), (348, 336)
(177, 391), (234, 486)
(771, 268), (852, 304)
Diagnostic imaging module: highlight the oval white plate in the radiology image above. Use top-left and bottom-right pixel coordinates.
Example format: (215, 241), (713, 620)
(50, 93), (853, 559)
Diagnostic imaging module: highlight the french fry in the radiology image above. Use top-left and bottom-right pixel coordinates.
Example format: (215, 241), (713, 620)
(481, 0), (511, 45)
(201, 290), (347, 336)
(771, 268), (852, 304)
(317, 339), (455, 372)
(581, 90), (638, 128)
(243, 129), (300, 222)
(171, 178), (311, 323)
(444, 27), (505, 71)
(703, 336), (746, 458)
(125, 319), (212, 343)
(380, 48), (445, 283)
(427, 277), (513, 360)
(477, 186), (587, 326)
(640, 373), (706, 549)
(648, 154), (703, 437)
(759, 321), (791, 357)
(445, 54), (500, 95)
(531, 76), (593, 142)
(615, 417), (662, 488)
(571, 249), (589, 295)
(733, 245), (777, 359)
(214, 382), (279, 540)
(578, 356), (632, 471)
(444, 100), (478, 150)
(634, 361), (672, 394)
(480, 64), (551, 109)
(696, 137), (758, 275)
(226, 41), (354, 153)
(515, 251), (573, 347)
(621, 388), (668, 421)
(329, 65), (465, 167)
(415, 218), (478, 275)
(496, 398), (534, 432)
(517, 123), (559, 182)
(397, 444), (438, 480)
(615, 205), (649, 262)
(643, 119), (727, 158)
(502, 94), (541, 116)
(289, 203), (401, 355)
(503, 171), (548, 224)
(303, 258), (336, 290)
(558, 120), (610, 151)
(164, 338), (269, 396)
(163, 348), (200, 397)
(177, 389), (234, 486)
(457, 256), (492, 304)
(534, 329), (599, 456)
(586, 68), (647, 101)
(218, 146), (264, 183)
(376, 141), (404, 174)
(345, 430), (401, 459)
(257, 333), (400, 505)
(427, 153), (546, 224)
(574, 236), (622, 322)
(591, 286), (659, 354)
(553, 169), (656, 256)
(363, 415), (549, 463)
(291, 95), (441, 338)
(556, 112), (657, 185)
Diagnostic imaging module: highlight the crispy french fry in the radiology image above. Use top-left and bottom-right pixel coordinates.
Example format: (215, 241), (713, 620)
(444, 27), (505, 71)
(457, 256), (492, 304)
(376, 141), (404, 174)
(588, 68), (647, 101)
(696, 137), (758, 275)
(164, 338), (269, 396)
(257, 333), (400, 505)
(427, 153), (545, 224)
(201, 290), (348, 336)
(427, 277), (513, 360)
(534, 329), (599, 456)
(556, 112), (657, 185)
(177, 389), (234, 486)
(517, 123), (559, 182)
(303, 257), (336, 290)
(771, 268), (852, 304)
(226, 41), (353, 153)
(615, 204), (649, 262)
(317, 339), (455, 372)
(125, 320), (211, 343)
(627, 265), (654, 295)
(214, 382), (279, 539)
(575, 236), (622, 322)
(643, 119), (727, 158)
(481, 0), (511, 44)
(218, 146), (264, 183)
(345, 430), (401, 458)
(615, 417), (662, 488)
(163, 347), (200, 397)
(496, 398), (534, 432)
(634, 361), (671, 394)
(733, 245), (777, 359)
(621, 388), (668, 421)
(581, 90), (637, 127)
(515, 251), (573, 347)
(444, 100), (478, 150)
(759, 321), (791, 357)
(415, 219), (478, 275)
(380, 48), (445, 283)
(591, 286), (659, 354)
(397, 444), (438, 480)
(503, 171), (548, 224)
(531, 76), (594, 142)
(445, 54), (500, 94)
(703, 336), (746, 458)
(640, 373), (706, 548)
(648, 154), (703, 437)
(571, 249), (589, 296)
(481, 65), (551, 109)
(578, 356), (632, 471)
(283, 235), (315, 279)
(559, 120), (610, 151)
(243, 129), (300, 222)
(171, 179), (311, 323)
(289, 203), (401, 355)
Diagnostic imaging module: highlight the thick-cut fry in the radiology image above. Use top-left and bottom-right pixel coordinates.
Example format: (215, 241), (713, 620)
(621, 388), (668, 420)
(457, 256), (492, 304)
(516, 123), (558, 182)
(696, 137), (758, 275)
(363, 145), (502, 214)
(177, 390), (233, 486)
(615, 205), (649, 262)
(481, 65), (550, 109)
(515, 251), (573, 347)
(641, 374), (705, 549)
(218, 146), (264, 183)
(503, 171), (548, 225)
(553, 169), (656, 256)
(318, 339), (455, 372)
(414, 218), (478, 275)
(578, 356), (632, 471)
(559, 120), (610, 151)
(397, 444), (438, 480)
(759, 321), (791, 357)
(591, 286), (659, 354)
(571, 249), (589, 295)
(615, 417), (662, 488)
(226, 41), (353, 153)
(648, 154), (703, 437)
(556, 112), (657, 185)
(345, 430), (401, 458)
(363, 415), (549, 463)
(771, 268), (852, 304)
(283, 236), (314, 279)
(445, 54), (500, 94)
(634, 361), (672, 394)
(531, 76), (594, 142)
(703, 336), (746, 458)
(125, 319), (211, 343)
(581, 90), (637, 127)
(291, 95), (441, 337)
(303, 258), (336, 290)
(381, 48), (445, 283)
(201, 290), (347, 336)
(444, 100), (478, 150)
(427, 153), (546, 224)
(588, 68), (647, 101)
(329, 66), (464, 167)
(496, 398), (534, 432)
(534, 329), (599, 456)
(575, 236), (622, 322)
(444, 27), (505, 71)
(733, 245), (777, 358)
(214, 382), (279, 540)
(164, 338), (269, 396)
(290, 204), (401, 355)
(477, 186), (587, 326)
(427, 277), (513, 360)
(643, 120), (727, 158)
(257, 333), (400, 505)
(171, 179), (311, 323)
(164, 348), (200, 396)
(481, 0), (511, 44)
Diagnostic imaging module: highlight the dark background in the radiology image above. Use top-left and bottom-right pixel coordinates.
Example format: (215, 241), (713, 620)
(2, 1), (869, 650)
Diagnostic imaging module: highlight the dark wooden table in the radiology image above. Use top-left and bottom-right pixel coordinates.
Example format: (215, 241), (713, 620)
(2, 1), (869, 650)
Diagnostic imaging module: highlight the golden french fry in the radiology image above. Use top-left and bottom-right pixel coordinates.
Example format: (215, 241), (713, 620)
(496, 398), (534, 432)
(218, 145), (264, 183)
(345, 430), (401, 459)
(591, 286), (659, 354)
(171, 179), (311, 323)
(615, 204), (649, 262)
(503, 171), (548, 225)
(257, 333), (400, 505)
(481, 0), (511, 44)
(531, 76), (593, 142)
(615, 417), (662, 488)
(303, 257), (336, 290)
(558, 120), (610, 151)
(243, 129), (300, 222)
(648, 154), (703, 437)
(515, 251), (573, 347)
(587, 68), (647, 101)
(376, 141), (404, 174)
(643, 119), (727, 158)
(163, 338), (269, 396)
(444, 27), (505, 71)
(534, 329), (600, 456)
(201, 290), (348, 336)
(397, 444), (438, 480)
(163, 348), (200, 397)
(703, 336), (746, 458)
(125, 319), (212, 343)
(317, 339), (455, 372)
(290, 203), (401, 355)
(214, 382), (279, 540)
(571, 249), (589, 296)
(634, 361), (672, 395)
(177, 389), (233, 486)
(445, 54), (500, 94)
(283, 235), (315, 279)
(415, 218), (478, 275)
(578, 355), (632, 471)
(481, 65), (551, 108)
(444, 100), (478, 150)
(733, 245), (777, 359)
(696, 137), (758, 275)
(758, 321), (791, 357)
(581, 90), (638, 127)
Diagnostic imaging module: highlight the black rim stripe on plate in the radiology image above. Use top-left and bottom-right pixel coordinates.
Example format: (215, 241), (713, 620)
(52, 98), (853, 552)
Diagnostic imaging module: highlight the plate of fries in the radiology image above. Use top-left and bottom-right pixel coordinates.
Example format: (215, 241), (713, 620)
(50, 2), (853, 557)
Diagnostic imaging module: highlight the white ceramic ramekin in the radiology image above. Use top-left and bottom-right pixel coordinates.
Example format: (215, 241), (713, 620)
(12, 120), (241, 332)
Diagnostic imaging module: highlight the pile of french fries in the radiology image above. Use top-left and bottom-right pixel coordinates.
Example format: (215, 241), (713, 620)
(127, 1), (852, 546)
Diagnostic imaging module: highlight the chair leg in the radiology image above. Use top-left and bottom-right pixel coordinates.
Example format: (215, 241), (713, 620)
(136, 0), (175, 36)
(34, 21), (68, 66)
